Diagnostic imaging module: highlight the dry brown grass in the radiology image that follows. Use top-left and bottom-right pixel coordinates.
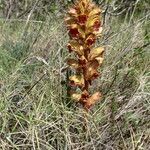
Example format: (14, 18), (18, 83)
(0, 6), (149, 150)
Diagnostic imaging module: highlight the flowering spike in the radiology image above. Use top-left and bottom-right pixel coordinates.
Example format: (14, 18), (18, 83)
(65, 0), (104, 110)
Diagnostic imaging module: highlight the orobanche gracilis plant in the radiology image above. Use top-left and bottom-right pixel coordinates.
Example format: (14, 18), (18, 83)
(65, 0), (104, 111)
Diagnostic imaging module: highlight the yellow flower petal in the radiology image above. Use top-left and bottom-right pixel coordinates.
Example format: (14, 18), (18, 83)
(95, 57), (104, 65)
(89, 7), (101, 17)
(88, 47), (104, 60)
(69, 75), (85, 87)
(71, 93), (81, 102)
(86, 15), (99, 29)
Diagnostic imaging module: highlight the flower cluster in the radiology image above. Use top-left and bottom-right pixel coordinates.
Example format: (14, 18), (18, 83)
(65, 0), (104, 110)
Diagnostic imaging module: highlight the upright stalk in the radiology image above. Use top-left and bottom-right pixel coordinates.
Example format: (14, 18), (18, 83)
(65, 0), (104, 112)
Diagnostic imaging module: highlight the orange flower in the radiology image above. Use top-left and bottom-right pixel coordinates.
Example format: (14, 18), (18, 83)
(65, 0), (104, 110)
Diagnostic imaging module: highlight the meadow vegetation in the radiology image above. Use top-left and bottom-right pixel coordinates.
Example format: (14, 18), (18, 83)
(0, 0), (149, 149)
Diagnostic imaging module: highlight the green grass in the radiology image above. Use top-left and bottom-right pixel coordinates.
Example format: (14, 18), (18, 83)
(0, 12), (150, 150)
